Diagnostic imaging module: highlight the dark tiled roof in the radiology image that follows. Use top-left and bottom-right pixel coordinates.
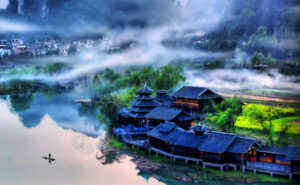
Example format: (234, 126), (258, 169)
(198, 132), (236, 153)
(177, 115), (193, 121)
(129, 106), (153, 113)
(148, 122), (178, 142)
(145, 106), (189, 121)
(131, 100), (159, 107)
(172, 86), (221, 99)
(137, 84), (153, 94)
(285, 146), (300, 160)
(160, 100), (173, 106)
(128, 112), (147, 118)
(155, 90), (174, 102)
(226, 137), (258, 154)
(172, 130), (207, 148)
(136, 95), (154, 100)
(119, 108), (130, 117)
(158, 121), (176, 133)
(256, 146), (287, 155)
(148, 122), (206, 149)
(191, 125), (212, 132)
(156, 90), (168, 95)
(257, 146), (300, 160)
(154, 94), (174, 102)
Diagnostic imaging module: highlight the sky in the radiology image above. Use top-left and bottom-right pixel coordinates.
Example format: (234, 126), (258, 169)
(0, 0), (8, 9)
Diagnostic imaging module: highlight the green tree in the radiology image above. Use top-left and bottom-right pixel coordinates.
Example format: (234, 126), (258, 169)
(40, 63), (68, 74)
(102, 68), (121, 81)
(9, 94), (33, 113)
(124, 66), (158, 87)
(97, 95), (126, 133)
(250, 52), (265, 66)
(153, 64), (186, 90)
(265, 53), (276, 65)
(119, 86), (139, 106)
(243, 105), (284, 145)
(205, 97), (242, 133)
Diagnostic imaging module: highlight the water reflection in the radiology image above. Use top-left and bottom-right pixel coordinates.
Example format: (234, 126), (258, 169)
(7, 92), (102, 137)
(0, 100), (164, 185)
(0, 92), (296, 185)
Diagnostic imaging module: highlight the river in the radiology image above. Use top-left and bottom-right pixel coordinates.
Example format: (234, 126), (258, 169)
(0, 91), (296, 185)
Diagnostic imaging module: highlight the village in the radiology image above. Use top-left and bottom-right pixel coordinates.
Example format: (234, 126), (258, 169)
(0, 37), (125, 58)
(113, 84), (300, 180)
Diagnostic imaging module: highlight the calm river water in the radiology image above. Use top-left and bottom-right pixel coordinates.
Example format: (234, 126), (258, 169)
(0, 92), (296, 185)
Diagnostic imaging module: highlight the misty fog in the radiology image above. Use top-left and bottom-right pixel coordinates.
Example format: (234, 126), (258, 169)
(0, 0), (299, 93)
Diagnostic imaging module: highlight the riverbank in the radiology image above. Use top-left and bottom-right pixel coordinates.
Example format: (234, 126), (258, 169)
(100, 136), (294, 184)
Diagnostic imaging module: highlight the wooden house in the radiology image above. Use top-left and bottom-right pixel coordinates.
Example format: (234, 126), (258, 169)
(147, 122), (202, 158)
(147, 122), (175, 153)
(148, 122), (259, 165)
(171, 86), (223, 114)
(197, 132), (236, 164)
(247, 146), (300, 179)
(225, 137), (260, 166)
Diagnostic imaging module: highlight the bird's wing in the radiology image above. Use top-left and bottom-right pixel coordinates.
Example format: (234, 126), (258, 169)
(42, 156), (48, 160)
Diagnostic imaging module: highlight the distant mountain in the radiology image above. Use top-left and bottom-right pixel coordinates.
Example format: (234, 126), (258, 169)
(2, 0), (181, 28)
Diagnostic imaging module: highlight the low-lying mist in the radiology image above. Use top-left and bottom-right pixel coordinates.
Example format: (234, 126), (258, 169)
(1, 0), (299, 94)
(187, 69), (300, 92)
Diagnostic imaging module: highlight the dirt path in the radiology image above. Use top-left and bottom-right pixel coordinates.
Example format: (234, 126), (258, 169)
(219, 93), (300, 104)
(292, 121), (300, 125)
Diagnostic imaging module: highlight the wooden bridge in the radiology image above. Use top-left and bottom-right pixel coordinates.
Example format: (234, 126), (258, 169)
(246, 161), (293, 179)
(113, 128), (148, 149)
(149, 147), (203, 165)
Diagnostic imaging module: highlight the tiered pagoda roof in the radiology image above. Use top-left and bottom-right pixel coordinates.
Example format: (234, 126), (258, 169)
(154, 90), (173, 105)
(128, 84), (159, 118)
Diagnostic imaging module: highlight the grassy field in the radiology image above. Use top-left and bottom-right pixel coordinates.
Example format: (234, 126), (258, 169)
(206, 103), (300, 145)
(242, 99), (300, 108)
(235, 104), (300, 134)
